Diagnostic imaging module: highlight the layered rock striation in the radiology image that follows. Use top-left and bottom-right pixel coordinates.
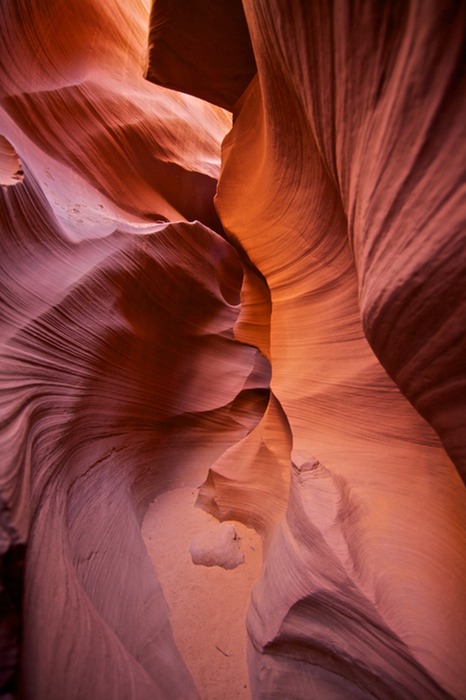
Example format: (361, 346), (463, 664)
(1, 1), (465, 699)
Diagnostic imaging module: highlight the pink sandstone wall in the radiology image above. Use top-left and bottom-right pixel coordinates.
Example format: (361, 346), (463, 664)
(1, 1), (465, 698)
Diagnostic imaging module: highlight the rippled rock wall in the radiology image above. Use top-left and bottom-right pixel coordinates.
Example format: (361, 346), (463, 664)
(1, 1), (465, 698)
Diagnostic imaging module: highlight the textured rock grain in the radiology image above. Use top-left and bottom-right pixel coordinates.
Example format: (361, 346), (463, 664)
(1, 1), (466, 699)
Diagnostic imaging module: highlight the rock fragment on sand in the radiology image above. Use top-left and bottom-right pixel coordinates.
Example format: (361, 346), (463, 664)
(189, 523), (244, 570)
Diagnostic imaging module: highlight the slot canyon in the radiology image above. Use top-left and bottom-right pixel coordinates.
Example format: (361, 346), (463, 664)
(1, 1), (465, 698)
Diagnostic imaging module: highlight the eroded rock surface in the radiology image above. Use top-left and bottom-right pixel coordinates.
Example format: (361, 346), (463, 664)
(1, 1), (465, 699)
(190, 523), (244, 570)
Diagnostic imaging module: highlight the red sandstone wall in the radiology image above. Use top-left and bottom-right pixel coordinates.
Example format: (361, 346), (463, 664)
(1, 1), (465, 698)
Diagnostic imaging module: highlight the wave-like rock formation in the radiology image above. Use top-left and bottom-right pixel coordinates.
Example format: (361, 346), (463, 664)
(1, 0), (465, 698)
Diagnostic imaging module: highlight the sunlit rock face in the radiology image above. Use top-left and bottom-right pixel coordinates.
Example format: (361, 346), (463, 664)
(1, 1), (465, 700)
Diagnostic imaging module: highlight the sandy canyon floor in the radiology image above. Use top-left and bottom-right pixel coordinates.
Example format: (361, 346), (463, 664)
(142, 487), (263, 699)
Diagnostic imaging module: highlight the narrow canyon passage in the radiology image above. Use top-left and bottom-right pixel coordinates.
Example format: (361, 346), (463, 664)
(1, 1), (466, 699)
(142, 486), (262, 700)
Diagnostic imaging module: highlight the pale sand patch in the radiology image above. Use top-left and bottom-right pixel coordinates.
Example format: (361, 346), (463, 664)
(142, 486), (262, 700)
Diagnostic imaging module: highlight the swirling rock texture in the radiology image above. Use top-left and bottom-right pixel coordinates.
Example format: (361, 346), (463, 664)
(1, 1), (465, 699)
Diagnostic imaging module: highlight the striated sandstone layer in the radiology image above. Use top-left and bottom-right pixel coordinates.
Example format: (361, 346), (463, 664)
(149, 0), (466, 697)
(1, 1), (466, 699)
(0, 1), (267, 697)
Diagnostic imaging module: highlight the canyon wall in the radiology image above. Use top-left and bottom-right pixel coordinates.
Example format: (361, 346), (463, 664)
(1, 1), (465, 698)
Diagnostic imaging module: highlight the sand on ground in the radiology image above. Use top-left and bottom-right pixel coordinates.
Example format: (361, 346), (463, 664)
(142, 486), (263, 700)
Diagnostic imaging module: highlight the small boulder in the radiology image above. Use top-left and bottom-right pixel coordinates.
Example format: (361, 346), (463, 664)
(189, 523), (244, 570)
